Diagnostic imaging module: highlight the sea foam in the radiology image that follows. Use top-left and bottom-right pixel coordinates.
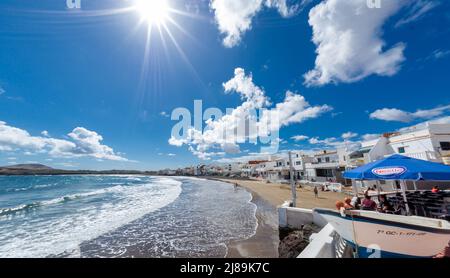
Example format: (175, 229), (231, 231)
(0, 177), (182, 258)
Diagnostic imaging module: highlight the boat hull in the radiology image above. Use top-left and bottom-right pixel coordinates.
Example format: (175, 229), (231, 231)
(315, 209), (450, 258)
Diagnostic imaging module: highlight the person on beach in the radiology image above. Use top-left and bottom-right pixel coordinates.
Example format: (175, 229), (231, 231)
(314, 186), (318, 198)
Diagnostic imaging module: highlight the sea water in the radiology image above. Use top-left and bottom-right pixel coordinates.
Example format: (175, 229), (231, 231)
(0, 176), (257, 258)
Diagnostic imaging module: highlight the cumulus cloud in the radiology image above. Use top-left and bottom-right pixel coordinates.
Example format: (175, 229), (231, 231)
(341, 132), (358, 140)
(41, 130), (50, 137)
(210, 0), (308, 47)
(291, 135), (309, 141)
(0, 86), (5, 96)
(304, 0), (407, 86)
(399, 115), (450, 132)
(361, 133), (380, 141)
(370, 105), (450, 122)
(210, 0), (264, 48)
(169, 68), (331, 160)
(395, 0), (439, 28)
(308, 132), (362, 151)
(0, 121), (128, 161)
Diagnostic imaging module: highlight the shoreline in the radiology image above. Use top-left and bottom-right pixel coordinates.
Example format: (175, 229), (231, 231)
(207, 177), (280, 258)
(209, 177), (348, 258)
(225, 188), (280, 258)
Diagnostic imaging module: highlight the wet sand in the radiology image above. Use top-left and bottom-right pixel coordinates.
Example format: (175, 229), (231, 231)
(214, 178), (348, 258)
(226, 192), (279, 258)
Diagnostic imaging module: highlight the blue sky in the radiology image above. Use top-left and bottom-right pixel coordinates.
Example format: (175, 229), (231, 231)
(0, 0), (449, 170)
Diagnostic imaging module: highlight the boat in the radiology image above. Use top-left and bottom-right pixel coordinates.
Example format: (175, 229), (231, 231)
(315, 208), (450, 258)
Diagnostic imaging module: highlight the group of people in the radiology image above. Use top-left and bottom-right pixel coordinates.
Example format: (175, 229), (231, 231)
(336, 191), (394, 213)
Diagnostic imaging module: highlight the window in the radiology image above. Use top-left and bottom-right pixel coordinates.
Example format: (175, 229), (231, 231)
(296, 161), (301, 166)
(398, 147), (406, 154)
(317, 158), (322, 163)
(440, 142), (450, 151)
(325, 157), (330, 163)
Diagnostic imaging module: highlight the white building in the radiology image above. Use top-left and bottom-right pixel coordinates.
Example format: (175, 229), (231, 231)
(348, 123), (450, 191)
(241, 160), (267, 178)
(351, 123), (450, 166)
(304, 149), (348, 183)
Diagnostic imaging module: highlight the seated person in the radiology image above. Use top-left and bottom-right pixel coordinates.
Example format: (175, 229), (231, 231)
(335, 201), (345, 211)
(361, 194), (377, 211)
(432, 186), (440, 193)
(344, 197), (354, 209)
(378, 195), (394, 213)
(350, 196), (361, 209)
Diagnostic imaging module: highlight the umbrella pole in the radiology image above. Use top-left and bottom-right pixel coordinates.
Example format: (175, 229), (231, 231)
(352, 180), (359, 196)
(400, 180), (411, 215)
(413, 181), (418, 191)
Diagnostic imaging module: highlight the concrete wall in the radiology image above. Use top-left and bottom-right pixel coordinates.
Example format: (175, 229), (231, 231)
(278, 205), (328, 229)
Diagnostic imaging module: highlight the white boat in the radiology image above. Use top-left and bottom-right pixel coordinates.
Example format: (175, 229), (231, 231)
(315, 208), (450, 258)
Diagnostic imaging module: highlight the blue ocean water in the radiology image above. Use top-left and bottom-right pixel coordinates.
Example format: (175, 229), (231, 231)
(0, 176), (257, 258)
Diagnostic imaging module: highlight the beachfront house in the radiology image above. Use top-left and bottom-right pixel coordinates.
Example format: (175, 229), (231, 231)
(241, 160), (268, 178)
(304, 149), (348, 183)
(255, 160), (277, 181)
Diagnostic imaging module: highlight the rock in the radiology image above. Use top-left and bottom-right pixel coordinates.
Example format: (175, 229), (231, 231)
(278, 224), (320, 258)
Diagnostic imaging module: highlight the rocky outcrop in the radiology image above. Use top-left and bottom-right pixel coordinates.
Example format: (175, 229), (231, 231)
(278, 224), (320, 258)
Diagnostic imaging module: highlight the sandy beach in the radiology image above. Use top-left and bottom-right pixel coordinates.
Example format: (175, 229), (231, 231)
(218, 178), (348, 209)
(215, 178), (348, 258)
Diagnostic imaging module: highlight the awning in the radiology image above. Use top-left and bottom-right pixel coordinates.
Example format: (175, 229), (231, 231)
(343, 154), (450, 181)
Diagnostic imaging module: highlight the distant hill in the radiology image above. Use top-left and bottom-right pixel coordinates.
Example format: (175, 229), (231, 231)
(1, 164), (54, 170)
(0, 163), (157, 176)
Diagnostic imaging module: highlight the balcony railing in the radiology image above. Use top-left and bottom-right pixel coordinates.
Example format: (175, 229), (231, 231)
(390, 151), (440, 161)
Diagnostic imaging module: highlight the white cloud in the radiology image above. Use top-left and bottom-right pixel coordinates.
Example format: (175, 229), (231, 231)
(291, 135), (309, 141)
(400, 115), (450, 132)
(210, 0), (264, 48)
(56, 162), (78, 168)
(304, 0), (406, 86)
(308, 135), (361, 152)
(361, 133), (380, 141)
(41, 130), (50, 137)
(169, 68), (331, 160)
(167, 153), (176, 157)
(370, 105), (450, 123)
(210, 0), (308, 47)
(265, 0), (304, 17)
(395, 0), (439, 28)
(0, 86), (5, 95)
(431, 49), (450, 60)
(0, 121), (128, 161)
(215, 152), (272, 164)
(342, 132), (358, 140)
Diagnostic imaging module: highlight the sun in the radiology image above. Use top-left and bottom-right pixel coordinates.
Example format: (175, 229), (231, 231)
(135, 0), (171, 27)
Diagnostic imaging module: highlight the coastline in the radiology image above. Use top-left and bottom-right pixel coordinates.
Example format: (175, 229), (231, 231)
(210, 178), (348, 258)
(225, 189), (280, 258)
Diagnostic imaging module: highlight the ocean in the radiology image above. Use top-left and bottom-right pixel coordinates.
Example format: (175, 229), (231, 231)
(0, 175), (257, 258)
